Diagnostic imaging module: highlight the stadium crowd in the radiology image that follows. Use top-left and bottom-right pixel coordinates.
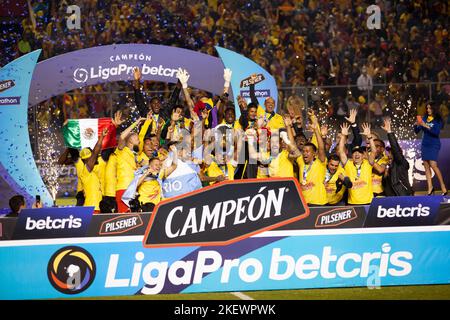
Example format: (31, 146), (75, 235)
(0, 0), (449, 213)
(1, 0), (449, 121)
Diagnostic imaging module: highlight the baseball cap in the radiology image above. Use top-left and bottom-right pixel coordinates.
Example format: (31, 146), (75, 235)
(80, 148), (92, 160)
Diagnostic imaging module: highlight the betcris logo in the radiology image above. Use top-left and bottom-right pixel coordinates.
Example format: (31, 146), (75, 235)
(12, 207), (94, 239)
(365, 196), (442, 227)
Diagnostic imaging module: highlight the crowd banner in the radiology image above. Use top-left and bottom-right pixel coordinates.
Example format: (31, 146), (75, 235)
(1, 226), (450, 299)
(12, 207), (94, 240)
(364, 196), (444, 228)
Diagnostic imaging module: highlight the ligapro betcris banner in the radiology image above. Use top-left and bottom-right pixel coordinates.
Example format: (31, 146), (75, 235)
(1, 226), (450, 299)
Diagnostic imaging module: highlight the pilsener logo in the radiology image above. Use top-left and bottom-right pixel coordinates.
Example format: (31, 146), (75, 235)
(315, 208), (357, 228)
(0, 80), (15, 93)
(143, 178), (309, 248)
(100, 214), (143, 235)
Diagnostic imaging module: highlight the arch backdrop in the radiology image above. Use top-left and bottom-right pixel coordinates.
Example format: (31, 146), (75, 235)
(0, 44), (278, 206)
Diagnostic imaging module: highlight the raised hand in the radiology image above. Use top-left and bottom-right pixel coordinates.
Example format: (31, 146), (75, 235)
(224, 68), (232, 87)
(283, 114), (292, 127)
(293, 115), (303, 127)
(308, 110), (319, 128)
(176, 68), (190, 89)
(381, 117), (392, 133)
(133, 67), (142, 81)
(237, 95), (247, 110)
(361, 122), (371, 137)
(138, 117), (146, 124)
(112, 110), (124, 127)
(340, 122), (350, 136)
(345, 108), (357, 124)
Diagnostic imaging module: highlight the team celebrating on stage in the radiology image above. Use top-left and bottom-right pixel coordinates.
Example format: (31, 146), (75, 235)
(60, 68), (447, 213)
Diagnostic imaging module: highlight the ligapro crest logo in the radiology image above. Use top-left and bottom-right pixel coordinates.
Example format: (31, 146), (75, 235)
(47, 246), (96, 294)
(73, 68), (89, 83)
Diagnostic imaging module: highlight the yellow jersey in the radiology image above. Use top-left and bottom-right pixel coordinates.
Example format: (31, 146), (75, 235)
(269, 150), (294, 177)
(103, 153), (117, 197)
(116, 147), (137, 191)
(220, 120), (242, 130)
(297, 157), (327, 205)
(324, 165), (346, 205)
(257, 106), (285, 131)
(344, 159), (373, 205)
(74, 159), (84, 192)
(78, 160), (102, 211)
(96, 157), (107, 195)
(138, 171), (165, 205)
(372, 155), (389, 194)
(205, 161), (235, 184)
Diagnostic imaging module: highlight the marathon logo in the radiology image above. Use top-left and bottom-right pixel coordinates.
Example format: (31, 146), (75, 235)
(0, 80), (15, 93)
(0, 96), (20, 105)
(315, 208), (358, 228)
(143, 178), (309, 248)
(99, 214), (143, 235)
(240, 89), (271, 98)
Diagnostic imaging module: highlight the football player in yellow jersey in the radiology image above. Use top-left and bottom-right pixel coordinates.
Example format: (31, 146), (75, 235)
(371, 138), (389, 197)
(296, 111), (328, 206)
(137, 134), (160, 167)
(163, 106), (193, 143)
(78, 128), (108, 213)
(219, 104), (242, 130)
(137, 145), (178, 212)
(268, 116), (302, 178)
(338, 122), (377, 205)
(248, 75), (285, 131)
(116, 117), (146, 213)
(201, 126), (237, 184)
(324, 154), (353, 205)
(99, 151), (117, 213)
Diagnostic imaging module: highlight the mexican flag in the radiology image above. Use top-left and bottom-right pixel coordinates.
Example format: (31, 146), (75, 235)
(63, 118), (117, 150)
